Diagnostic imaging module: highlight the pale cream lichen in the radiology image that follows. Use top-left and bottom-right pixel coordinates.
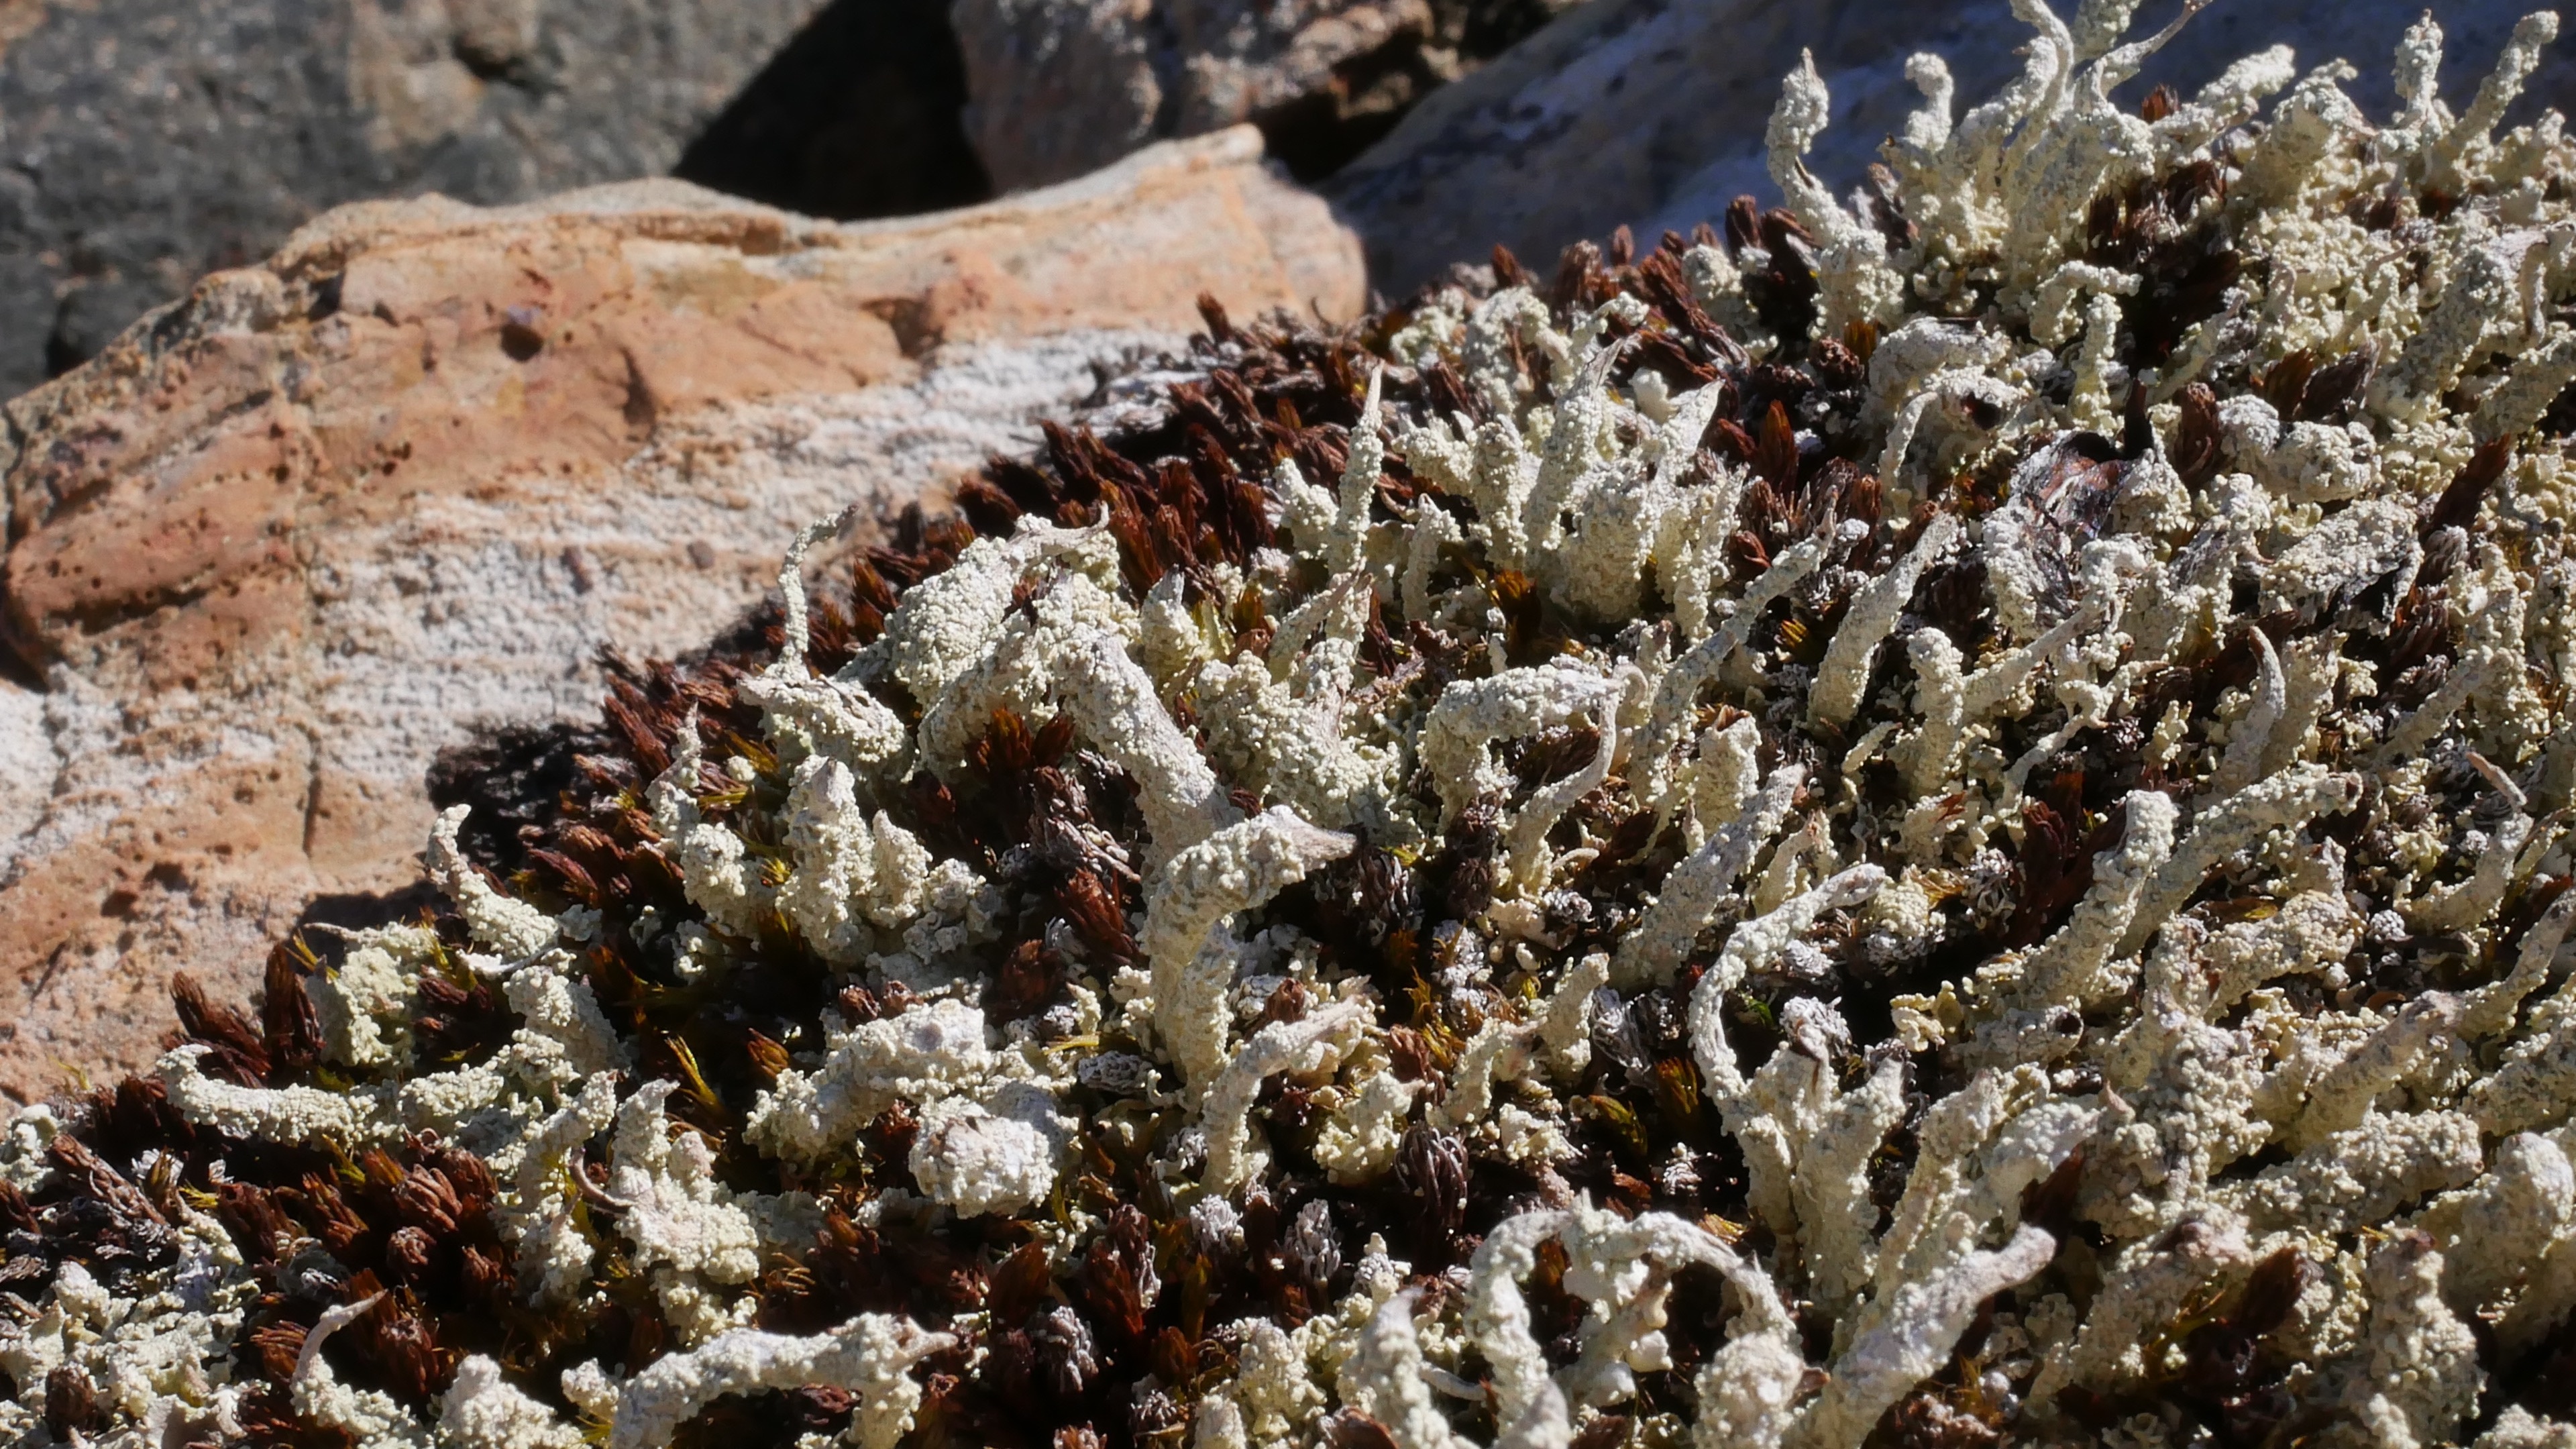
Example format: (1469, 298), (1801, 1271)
(605, 1316), (954, 1449)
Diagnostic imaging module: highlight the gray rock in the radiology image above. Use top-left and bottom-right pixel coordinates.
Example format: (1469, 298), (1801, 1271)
(1325, 0), (2576, 291)
(951, 0), (1167, 191)
(951, 0), (1580, 191)
(0, 0), (987, 397)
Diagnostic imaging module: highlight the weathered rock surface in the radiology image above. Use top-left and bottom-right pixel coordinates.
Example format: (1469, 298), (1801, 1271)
(0, 0), (989, 398)
(951, 0), (1578, 191)
(0, 126), (1362, 1103)
(1326, 0), (2576, 290)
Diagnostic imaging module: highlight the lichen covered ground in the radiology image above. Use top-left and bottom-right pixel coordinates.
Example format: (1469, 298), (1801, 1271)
(15, 5), (2576, 1448)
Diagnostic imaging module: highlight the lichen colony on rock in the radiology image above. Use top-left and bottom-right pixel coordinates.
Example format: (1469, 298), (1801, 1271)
(18, 3), (2576, 1446)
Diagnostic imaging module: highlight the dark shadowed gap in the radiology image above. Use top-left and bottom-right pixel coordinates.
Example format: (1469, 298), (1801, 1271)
(294, 883), (444, 937)
(1250, 56), (1429, 185)
(426, 720), (588, 881)
(672, 0), (992, 220)
(1251, 0), (1586, 184)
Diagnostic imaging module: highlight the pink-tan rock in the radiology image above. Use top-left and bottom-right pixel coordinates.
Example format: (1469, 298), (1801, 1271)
(0, 125), (1363, 1102)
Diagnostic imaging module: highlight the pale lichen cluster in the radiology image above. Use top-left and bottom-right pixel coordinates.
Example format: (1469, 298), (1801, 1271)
(17, 3), (2576, 1446)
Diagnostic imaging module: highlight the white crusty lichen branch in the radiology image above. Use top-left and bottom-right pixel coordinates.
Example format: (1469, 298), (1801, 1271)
(605, 1316), (954, 1449)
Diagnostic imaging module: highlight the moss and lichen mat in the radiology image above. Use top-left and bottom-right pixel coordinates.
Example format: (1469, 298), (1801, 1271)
(18, 5), (2576, 1447)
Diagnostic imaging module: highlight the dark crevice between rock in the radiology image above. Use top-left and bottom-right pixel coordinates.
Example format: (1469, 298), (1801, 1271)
(673, 0), (992, 221)
(0, 644), (44, 693)
(1253, 0), (1582, 184)
(1252, 54), (1436, 184)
